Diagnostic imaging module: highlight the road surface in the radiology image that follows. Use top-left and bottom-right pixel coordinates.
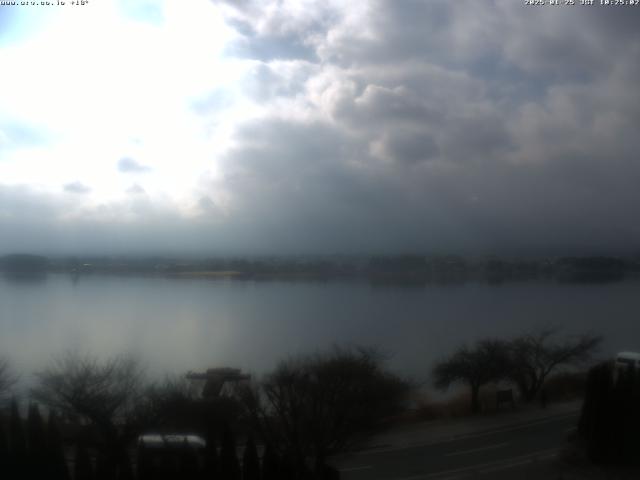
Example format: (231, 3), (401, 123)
(335, 412), (579, 480)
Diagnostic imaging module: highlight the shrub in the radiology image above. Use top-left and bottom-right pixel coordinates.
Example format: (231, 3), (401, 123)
(579, 362), (640, 465)
(239, 345), (410, 473)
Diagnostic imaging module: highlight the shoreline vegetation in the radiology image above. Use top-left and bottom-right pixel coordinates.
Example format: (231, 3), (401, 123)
(0, 340), (600, 479)
(1, 253), (639, 284)
(0, 330), (605, 478)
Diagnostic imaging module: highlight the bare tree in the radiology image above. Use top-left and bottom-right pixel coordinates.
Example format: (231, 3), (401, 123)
(433, 339), (511, 414)
(31, 351), (146, 467)
(0, 357), (17, 403)
(32, 352), (145, 426)
(133, 375), (202, 431)
(507, 329), (602, 402)
(237, 346), (410, 475)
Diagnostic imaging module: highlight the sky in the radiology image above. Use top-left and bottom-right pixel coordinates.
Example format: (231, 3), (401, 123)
(0, 0), (639, 256)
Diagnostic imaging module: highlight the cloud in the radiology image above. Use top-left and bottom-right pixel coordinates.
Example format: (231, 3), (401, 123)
(242, 61), (316, 103)
(63, 182), (91, 195)
(200, 0), (640, 255)
(118, 157), (152, 173)
(197, 195), (219, 216)
(226, 29), (318, 61)
(372, 130), (439, 165)
(126, 184), (146, 195)
(216, 0), (338, 61)
(1, 1), (640, 255)
(0, 183), (223, 255)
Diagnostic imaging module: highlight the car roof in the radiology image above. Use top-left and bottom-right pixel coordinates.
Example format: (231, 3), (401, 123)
(616, 352), (640, 361)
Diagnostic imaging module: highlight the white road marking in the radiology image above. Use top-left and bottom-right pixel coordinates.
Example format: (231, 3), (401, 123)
(444, 441), (509, 457)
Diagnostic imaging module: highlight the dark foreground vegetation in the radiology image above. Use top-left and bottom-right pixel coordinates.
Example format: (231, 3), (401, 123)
(0, 328), (616, 478)
(578, 361), (640, 465)
(432, 329), (601, 414)
(0, 347), (409, 479)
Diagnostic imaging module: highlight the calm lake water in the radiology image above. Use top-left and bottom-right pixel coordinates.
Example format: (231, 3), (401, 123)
(1, 273), (638, 389)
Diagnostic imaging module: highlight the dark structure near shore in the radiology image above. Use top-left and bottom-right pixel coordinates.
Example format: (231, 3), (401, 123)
(579, 359), (640, 465)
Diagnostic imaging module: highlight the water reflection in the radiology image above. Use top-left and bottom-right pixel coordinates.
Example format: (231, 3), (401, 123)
(3, 271), (48, 284)
(0, 274), (637, 388)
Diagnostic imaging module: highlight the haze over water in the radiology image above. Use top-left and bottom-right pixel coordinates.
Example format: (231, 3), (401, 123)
(2, 273), (637, 387)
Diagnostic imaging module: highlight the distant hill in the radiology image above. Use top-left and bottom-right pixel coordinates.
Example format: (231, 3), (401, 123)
(0, 254), (49, 273)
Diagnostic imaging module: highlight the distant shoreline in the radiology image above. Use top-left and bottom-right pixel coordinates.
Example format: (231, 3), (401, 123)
(2, 253), (639, 285)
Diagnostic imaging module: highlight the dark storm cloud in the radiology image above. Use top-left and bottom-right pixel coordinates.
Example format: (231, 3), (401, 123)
(63, 182), (91, 194)
(440, 112), (513, 163)
(203, 0), (640, 255)
(322, 0), (455, 66)
(378, 130), (439, 165)
(214, 117), (505, 253)
(338, 84), (439, 127)
(118, 157), (151, 173)
(2, 0), (640, 256)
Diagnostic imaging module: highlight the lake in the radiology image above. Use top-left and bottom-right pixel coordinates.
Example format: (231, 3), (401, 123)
(1, 273), (638, 390)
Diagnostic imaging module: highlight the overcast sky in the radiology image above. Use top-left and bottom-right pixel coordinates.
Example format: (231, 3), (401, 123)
(0, 0), (639, 256)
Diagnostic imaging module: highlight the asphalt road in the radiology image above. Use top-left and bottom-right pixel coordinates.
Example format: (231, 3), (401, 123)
(335, 412), (579, 480)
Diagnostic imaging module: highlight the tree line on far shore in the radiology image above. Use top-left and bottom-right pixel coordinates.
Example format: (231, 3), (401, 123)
(2, 253), (638, 285)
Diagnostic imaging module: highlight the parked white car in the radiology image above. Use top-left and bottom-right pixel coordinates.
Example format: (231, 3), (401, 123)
(615, 352), (640, 370)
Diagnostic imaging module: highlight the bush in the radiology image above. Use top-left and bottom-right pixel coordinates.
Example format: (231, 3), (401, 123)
(219, 424), (241, 480)
(579, 362), (640, 465)
(0, 419), (9, 475)
(27, 404), (48, 478)
(46, 411), (71, 480)
(9, 400), (27, 477)
(433, 340), (511, 414)
(239, 346), (410, 473)
(543, 372), (586, 401)
(203, 432), (219, 478)
(74, 442), (94, 480)
(242, 435), (260, 480)
(261, 443), (280, 480)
